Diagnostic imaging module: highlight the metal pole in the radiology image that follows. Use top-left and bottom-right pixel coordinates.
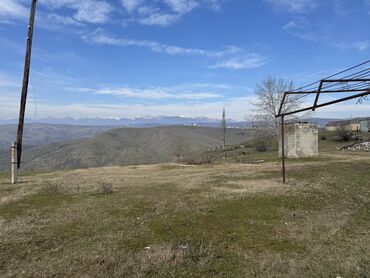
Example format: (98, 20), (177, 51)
(312, 80), (323, 111)
(11, 143), (18, 184)
(16, 0), (37, 169)
(281, 116), (286, 183)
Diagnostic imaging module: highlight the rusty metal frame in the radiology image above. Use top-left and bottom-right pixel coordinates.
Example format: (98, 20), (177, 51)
(276, 60), (370, 183)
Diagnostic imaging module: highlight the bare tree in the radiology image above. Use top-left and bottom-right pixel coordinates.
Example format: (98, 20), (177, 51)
(250, 76), (302, 144)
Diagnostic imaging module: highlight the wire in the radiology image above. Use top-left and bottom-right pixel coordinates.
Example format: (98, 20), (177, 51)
(291, 60), (370, 92)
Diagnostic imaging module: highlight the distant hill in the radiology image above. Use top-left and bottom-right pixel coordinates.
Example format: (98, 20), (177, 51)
(0, 116), (342, 128)
(0, 116), (222, 127)
(0, 126), (252, 172)
(305, 118), (341, 127)
(0, 124), (113, 150)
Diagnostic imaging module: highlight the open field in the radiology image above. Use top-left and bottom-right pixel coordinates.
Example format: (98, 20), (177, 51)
(0, 150), (369, 277)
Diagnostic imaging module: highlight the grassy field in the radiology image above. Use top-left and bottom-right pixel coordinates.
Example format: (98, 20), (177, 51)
(0, 148), (369, 277)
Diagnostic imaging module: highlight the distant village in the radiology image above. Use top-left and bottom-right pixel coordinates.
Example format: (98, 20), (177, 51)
(325, 117), (370, 133)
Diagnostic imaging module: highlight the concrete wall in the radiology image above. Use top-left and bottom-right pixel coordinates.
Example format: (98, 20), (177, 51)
(360, 121), (370, 133)
(325, 126), (339, 132)
(347, 123), (360, 132)
(326, 121), (368, 133)
(279, 123), (318, 158)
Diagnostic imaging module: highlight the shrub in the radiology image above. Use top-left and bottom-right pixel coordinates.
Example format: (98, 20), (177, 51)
(338, 130), (352, 141)
(97, 181), (114, 194)
(255, 141), (269, 152)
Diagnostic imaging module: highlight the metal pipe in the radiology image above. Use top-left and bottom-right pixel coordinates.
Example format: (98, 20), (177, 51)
(286, 88), (370, 94)
(276, 90), (370, 118)
(312, 80), (324, 111)
(322, 78), (370, 83)
(281, 116), (286, 183)
(278, 93), (287, 116)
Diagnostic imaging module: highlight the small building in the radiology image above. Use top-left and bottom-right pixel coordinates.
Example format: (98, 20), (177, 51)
(279, 122), (318, 158)
(348, 118), (362, 133)
(325, 117), (370, 133)
(325, 120), (349, 132)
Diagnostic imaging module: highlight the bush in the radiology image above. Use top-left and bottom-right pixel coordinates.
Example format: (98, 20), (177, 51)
(255, 141), (269, 152)
(338, 130), (352, 141)
(97, 181), (114, 194)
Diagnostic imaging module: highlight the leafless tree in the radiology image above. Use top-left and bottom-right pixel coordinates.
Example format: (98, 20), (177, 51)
(250, 76), (302, 143)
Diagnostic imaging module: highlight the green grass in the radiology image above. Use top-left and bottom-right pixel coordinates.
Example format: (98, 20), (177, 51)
(0, 153), (369, 277)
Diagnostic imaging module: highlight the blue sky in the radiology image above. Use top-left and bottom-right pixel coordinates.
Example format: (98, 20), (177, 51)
(0, 0), (369, 120)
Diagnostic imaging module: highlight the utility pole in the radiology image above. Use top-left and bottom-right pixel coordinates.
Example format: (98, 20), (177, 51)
(221, 108), (226, 158)
(11, 143), (18, 184)
(13, 0), (37, 183)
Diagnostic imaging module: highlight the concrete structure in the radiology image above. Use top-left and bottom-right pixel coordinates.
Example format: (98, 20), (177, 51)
(279, 122), (318, 158)
(347, 120), (361, 133)
(360, 120), (370, 133)
(325, 121), (348, 132)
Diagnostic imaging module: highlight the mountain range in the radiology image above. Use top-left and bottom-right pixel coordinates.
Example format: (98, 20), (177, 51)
(0, 116), (339, 128)
(0, 124), (113, 150)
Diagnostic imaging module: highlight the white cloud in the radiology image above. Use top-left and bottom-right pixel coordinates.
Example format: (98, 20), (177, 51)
(0, 72), (368, 120)
(82, 30), (268, 70)
(42, 13), (85, 28)
(282, 20), (301, 30)
(2, 95), (368, 121)
(39, 0), (112, 24)
(2, 0), (223, 27)
(68, 83), (245, 100)
(281, 18), (322, 41)
(138, 12), (180, 27)
(0, 96), (254, 120)
(0, 0), (28, 22)
(163, 0), (199, 14)
(0, 72), (20, 89)
(120, 0), (224, 26)
(335, 41), (370, 52)
(282, 18), (369, 52)
(74, 1), (112, 23)
(121, 0), (143, 13)
(265, 0), (320, 13)
(210, 54), (268, 70)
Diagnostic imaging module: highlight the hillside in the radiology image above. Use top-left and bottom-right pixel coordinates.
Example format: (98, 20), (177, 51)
(0, 151), (369, 277)
(0, 126), (252, 171)
(0, 123), (113, 150)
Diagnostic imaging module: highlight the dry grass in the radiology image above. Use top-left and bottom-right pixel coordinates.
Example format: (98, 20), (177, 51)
(0, 151), (369, 277)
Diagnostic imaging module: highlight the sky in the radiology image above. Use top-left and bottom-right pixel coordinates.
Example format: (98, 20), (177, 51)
(0, 0), (369, 120)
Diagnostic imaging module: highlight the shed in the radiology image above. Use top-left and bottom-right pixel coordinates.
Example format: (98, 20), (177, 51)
(279, 122), (319, 158)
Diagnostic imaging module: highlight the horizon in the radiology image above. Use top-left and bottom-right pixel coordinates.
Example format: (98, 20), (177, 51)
(1, 115), (368, 124)
(1, 0), (370, 120)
